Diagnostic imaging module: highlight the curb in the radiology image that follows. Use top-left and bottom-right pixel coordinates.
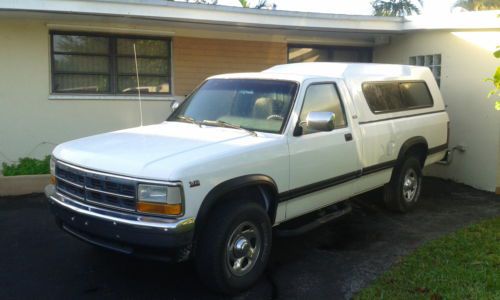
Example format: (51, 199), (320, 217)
(0, 174), (50, 196)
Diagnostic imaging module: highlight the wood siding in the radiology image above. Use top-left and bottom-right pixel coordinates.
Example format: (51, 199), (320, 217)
(173, 37), (286, 96)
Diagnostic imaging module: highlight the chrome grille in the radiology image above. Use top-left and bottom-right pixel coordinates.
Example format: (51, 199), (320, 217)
(55, 162), (137, 211)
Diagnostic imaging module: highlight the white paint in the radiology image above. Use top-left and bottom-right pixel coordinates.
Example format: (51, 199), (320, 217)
(52, 63), (448, 222)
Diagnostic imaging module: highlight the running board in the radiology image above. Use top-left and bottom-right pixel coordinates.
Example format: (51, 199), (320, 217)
(274, 203), (352, 237)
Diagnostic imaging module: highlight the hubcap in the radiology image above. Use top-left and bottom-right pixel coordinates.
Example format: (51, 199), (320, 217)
(226, 221), (261, 277)
(402, 168), (418, 202)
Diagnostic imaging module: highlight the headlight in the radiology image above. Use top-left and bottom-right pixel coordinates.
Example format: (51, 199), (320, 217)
(137, 184), (183, 216)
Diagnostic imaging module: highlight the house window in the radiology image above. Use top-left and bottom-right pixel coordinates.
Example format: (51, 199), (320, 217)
(288, 45), (372, 63)
(409, 54), (441, 87)
(50, 32), (171, 94)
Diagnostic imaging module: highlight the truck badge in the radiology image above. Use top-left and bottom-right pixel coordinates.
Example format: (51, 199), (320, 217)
(189, 180), (200, 188)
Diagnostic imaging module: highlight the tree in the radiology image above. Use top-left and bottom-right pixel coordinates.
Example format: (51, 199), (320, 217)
(239, 0), (270, 9)
(454, 0), (500, 11)
(168, 0), (218, 4)
(372, 0), (422, 16)
(486, 48), (500, 110)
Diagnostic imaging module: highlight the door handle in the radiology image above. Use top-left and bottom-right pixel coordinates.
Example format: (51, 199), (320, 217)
(344, 133), (353, 142)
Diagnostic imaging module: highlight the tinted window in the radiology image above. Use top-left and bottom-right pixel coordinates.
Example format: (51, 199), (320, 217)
(400, 82), (433, 108)
(362, 81), (433, 114)
(299, 83), (346, 135)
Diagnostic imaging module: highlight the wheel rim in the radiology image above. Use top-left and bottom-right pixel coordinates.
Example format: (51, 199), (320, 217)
(402, 168), (418, 203)
(226, 221), (261, 277)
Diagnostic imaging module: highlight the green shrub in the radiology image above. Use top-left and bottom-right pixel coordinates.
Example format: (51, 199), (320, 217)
(1, 156), (51, 176)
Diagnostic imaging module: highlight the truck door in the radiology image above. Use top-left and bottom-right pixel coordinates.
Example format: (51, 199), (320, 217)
(285, 81), (360, 220)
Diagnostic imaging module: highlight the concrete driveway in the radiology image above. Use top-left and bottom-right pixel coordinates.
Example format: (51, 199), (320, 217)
(1, 178), (498, 299)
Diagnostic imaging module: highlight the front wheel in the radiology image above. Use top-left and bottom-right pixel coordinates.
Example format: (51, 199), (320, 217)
(195, 200), (272, 295)
(384, 156), (423, 212)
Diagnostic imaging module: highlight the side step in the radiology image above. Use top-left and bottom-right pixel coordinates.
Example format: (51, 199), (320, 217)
(274, 202), (352, 237)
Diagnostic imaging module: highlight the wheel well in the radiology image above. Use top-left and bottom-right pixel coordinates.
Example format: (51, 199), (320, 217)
(194, 178), (279, 246)
(220, 185), (277, 221)
(402, 143), (428, 167)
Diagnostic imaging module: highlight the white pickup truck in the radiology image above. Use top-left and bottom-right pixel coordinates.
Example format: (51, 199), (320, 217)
(46, 62), (449, 294)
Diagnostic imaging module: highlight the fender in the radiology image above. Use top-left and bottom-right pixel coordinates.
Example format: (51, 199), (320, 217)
(396, 136), (428, 165)
(195, 174), (279, 235)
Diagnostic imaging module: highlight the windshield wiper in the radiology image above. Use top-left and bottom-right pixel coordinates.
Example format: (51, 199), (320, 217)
(201, 120), (257, 137)
(176, 115), (201, 127)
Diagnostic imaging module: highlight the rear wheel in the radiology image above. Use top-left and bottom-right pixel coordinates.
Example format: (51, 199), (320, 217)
(195, 199), (272, 294)
(384, 156), (422, 212)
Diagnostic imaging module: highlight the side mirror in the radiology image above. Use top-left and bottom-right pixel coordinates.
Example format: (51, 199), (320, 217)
(170, 100), (181, 111)
(303, 111), (335, 132)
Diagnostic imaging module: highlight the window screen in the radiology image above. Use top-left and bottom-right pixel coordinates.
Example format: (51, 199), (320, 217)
(362, 81), (433, 114)
(51, 32), (171, 94)
(299, 83), (347, 135)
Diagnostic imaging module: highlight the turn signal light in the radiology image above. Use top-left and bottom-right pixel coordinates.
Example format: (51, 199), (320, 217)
(50, 175), (57, 185)
(136, 202), (182, 216)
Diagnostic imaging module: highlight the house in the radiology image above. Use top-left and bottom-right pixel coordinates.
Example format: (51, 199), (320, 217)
(0, 0), (498, 193)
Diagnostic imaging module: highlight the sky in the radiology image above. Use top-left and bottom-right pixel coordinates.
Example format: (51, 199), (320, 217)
(216, 0), (459, 16)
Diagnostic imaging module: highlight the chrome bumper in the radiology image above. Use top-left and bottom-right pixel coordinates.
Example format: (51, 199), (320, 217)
(46, 184), (194, 251)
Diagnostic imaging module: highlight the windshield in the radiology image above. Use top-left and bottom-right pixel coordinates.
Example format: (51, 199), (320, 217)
(169, 79), (299, 134)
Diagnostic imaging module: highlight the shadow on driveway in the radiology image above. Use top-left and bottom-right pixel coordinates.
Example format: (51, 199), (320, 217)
(1, 177), (498, 299)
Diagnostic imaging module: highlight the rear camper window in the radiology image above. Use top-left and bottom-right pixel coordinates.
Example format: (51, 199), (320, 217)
(362, 81), (433, 114)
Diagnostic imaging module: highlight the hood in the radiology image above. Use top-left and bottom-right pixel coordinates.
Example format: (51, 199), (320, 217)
(53, 122), (261, 179)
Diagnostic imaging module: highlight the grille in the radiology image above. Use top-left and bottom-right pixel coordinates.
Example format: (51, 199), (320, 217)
(55, 162), (137, 211)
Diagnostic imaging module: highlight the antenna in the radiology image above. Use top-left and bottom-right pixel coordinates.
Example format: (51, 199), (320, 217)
(133, 43), (144, 127)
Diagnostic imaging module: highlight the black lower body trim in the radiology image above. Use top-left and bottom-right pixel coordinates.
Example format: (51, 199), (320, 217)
(279, 171), (360, 202)
(428, 143), (448, 155)
(278, 143), (448, 203)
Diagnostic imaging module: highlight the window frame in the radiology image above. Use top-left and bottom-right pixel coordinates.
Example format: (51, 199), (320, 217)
(295, 81), (348, 136)
(50, 31), (172, 95)
(287, 44), (373, 63)
(361, 80), (435, 115)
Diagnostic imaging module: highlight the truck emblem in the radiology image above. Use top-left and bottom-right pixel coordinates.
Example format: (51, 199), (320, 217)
(189, 180), (200, 188)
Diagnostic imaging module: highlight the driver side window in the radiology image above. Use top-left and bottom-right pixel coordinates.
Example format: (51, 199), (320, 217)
(299, 83), (347, 135)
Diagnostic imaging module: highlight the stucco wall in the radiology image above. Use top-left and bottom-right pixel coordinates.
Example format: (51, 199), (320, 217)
(173, 37), (286, 96)
(374, 30), (500, 192)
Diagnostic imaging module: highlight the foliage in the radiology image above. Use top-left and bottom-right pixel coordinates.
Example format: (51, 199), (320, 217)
(356, 217), (500, 299)
(372, 0), (422, 16)
(167, 0), (219, 4)
(238, 0), (270, 9)
(454, 0), (500, 11)
(485, 48), (500, 110)
(1, 156), (51, 176)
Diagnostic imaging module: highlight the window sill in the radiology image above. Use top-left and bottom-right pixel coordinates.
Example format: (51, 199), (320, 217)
(48, 94), (181, 101)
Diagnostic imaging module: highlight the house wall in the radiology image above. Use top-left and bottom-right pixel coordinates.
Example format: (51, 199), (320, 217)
(0, 19), (286, 168)
(374, 30), (500, 192)
(173, 37), (286, 96)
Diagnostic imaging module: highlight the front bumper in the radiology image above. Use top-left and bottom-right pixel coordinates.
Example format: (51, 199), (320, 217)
(46, 185), (194, 256)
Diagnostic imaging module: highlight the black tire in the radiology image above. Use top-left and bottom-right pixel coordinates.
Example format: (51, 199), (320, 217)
(384, 156), (422, 212)
(195, 199), (272, 295)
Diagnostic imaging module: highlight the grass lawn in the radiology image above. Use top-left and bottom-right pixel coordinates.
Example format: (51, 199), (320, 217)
(356, 217), (500, 299)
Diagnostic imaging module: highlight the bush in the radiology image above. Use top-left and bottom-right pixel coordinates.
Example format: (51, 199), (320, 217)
(1, 156), (51, 176)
